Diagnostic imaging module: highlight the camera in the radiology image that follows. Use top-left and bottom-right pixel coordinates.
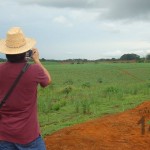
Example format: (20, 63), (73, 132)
(26, 50), (32, 58)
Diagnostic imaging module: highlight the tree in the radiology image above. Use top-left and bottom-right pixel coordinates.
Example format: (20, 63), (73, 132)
(41, 58), (46, 62)
(120, 53), (140, 60)
(146, 54), (150, 60)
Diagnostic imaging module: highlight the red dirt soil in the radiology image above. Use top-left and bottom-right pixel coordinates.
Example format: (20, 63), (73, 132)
(44, 101), (150, 150)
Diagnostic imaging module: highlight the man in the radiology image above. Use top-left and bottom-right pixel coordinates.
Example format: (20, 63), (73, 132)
(0, 27), (51, 149)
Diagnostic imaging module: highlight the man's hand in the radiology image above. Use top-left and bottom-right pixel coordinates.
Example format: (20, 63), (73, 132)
(32, 48), (40, 63)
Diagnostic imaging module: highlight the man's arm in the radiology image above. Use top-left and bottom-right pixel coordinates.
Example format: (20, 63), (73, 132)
(32, 48), (52, 85)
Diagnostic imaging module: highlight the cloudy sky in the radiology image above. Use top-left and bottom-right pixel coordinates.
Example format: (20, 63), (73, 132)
(1, 0), (150, 60)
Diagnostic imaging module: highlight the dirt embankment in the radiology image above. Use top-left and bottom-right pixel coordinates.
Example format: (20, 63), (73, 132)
(45, 101), (150, 150)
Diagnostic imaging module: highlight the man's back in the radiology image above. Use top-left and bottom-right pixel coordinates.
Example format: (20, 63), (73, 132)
(0, 61), (49, 144)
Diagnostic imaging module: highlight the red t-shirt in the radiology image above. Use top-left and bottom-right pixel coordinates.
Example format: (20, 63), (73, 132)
(0, 61), (49, 144)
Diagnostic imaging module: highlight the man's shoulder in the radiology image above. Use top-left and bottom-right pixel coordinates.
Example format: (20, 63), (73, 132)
(29, 63), (45, 75)
(30, 63), (42, 70)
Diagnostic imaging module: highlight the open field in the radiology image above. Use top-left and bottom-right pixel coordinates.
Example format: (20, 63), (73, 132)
(37, 62), (150, 137)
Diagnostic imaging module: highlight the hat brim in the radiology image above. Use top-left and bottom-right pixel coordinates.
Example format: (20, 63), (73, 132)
(0, 38), (36, 54)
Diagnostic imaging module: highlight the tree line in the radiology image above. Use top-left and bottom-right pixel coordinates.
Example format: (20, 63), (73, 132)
(0, 53), (150, 63)
(59, 54), (150, 63)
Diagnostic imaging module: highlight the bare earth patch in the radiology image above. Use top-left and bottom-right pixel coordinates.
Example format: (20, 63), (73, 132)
(45, 101), (150, 150)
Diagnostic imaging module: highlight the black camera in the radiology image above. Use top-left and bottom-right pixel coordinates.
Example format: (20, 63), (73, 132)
(26, 50), (33, 58)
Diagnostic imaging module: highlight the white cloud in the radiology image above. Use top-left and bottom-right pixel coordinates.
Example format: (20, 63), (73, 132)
(1, 0), (150, 59)
(70, 9), (99, 23)
(53, 15), (73, 27)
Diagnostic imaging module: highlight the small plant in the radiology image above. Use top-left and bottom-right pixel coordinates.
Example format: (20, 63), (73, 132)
(82, 82), (91, 88)
(103, 86), (120, 100)
(59, 99), (67, 107)
(105, 86), (119, 94)
(97, 78), (103, 83)
(52, 103), (60, 111)
(81, 100), (91, 114)
(61, 85), (73, 95)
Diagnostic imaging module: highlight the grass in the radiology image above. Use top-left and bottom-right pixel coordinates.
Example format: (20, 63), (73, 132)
(38, 62), (150, 136)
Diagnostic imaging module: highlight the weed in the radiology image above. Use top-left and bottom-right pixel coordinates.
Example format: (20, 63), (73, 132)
(103, 86), (120, 100)
(82, 82), (91, 88)
(105, 86), (119, 94)
(52, 103), (60, 111)
(81, 99), (91, 114)
(61, 85), (73, 95)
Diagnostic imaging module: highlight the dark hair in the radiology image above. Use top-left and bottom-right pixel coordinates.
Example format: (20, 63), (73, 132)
(6, 52), (26, 63)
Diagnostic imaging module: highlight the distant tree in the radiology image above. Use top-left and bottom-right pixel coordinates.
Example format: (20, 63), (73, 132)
(41, 58), (46, 62)
(146, 54), (150, 60)
(111, 58), (116, 61)
(120, 53), (140, 60)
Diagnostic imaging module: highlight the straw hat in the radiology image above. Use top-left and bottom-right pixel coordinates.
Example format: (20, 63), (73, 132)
(0, 27), (36, 54)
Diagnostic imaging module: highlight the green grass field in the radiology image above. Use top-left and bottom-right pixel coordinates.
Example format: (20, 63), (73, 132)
(38, 62), (150, 136)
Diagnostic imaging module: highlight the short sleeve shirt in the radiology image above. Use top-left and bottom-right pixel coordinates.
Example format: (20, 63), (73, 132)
(0, 61), (49, 144)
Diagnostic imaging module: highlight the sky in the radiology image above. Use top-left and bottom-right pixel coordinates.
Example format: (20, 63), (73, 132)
(1, 0), (150, 60)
